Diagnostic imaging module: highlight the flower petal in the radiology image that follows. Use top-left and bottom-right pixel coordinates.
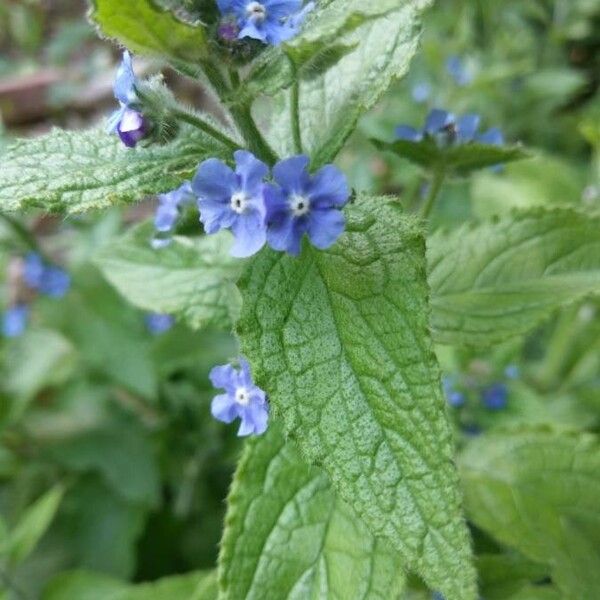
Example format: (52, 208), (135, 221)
(456, 113), (480, 142)
(114, 51), (137, 105)
(234, 150), (269, 194)
(211, 393), (240, 424)
(198, 198), (235, 234)
(209, 363), (238, 393)
(230, 211), (267, 258)
(424, 109), (454, 134)
(272, 155), (311, 194)
(192, 158), (237, 203)
(263, 0), (302, 19)
(307, 208), (345, 250)
(307, 164), (349, 209)
(396, 125), (423, 142)
(478, 127), (504, 146)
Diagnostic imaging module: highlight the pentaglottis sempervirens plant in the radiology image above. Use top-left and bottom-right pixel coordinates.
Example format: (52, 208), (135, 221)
(1, 0), (600, 599)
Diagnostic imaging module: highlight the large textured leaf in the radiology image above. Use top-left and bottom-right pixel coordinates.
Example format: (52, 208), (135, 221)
(219, 425), (405, 600)
(428, 208), (600, 346)
(265, 0), (432, 167)
(89, 0), (207, 66)
(237, 196), (476, 600)
(461, 429), (600, 600)
(0, 126), (228, 214)
(95, 224), (243, 330)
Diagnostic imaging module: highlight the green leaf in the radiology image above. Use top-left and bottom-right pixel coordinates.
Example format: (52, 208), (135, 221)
(237, 196), (476, 600)
(428, 208), (600, 346)
(95, 223), (243, 330)
(7, 485), (64, 565)
(460, 429), (600, 600)
(265, 0), (432, 167)
(219, 424), (405, 599)
(89, 0), (207, 66)
(0, 126), (228, 214)
(372, 138), (528, 175)
(43, 569), (217, 600)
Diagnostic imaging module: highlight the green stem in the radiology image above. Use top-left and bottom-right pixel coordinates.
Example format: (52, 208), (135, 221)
(170, 107), (240, 151)
(291, 79), (302, 154)
(201, 61), (278, 164)
(420, 169), (446, 219)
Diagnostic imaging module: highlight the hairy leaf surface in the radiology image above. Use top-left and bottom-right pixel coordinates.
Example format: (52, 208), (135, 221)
(219, 425), (405, 599)
(428, 209), (600, 345)
(237, 196), (476, 599)
(95, 224), (243, 330)
(0, 127), (228, 214)
(265, 0), (431, 167)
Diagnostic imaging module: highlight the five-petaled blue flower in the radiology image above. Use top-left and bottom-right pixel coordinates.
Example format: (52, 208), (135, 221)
(209, 358), (268, 436)
(193, 150), (269, 258)
(107, 52), (148, 148)
(23, 253), (70, 298)
(217, 0), (313, 46)
(264, 155), (349, 256)
(2, 304), (29, 338)
(396, 109), (504, 148)
(153, 182), (196, 248)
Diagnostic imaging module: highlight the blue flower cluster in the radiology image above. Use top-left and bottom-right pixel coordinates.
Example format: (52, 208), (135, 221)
(193, 150), (350, 257)
(2, 253), (70, 339)
(396, 109), (503, 148)
(217, 0), (314, 46)
(107, 52), (147, 148)
(210, 358), (268, 436)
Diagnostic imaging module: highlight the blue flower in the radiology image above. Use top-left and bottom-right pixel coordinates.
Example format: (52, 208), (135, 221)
(193, 150), (269, 258)
(445, 55), (473, 86)
(209, 358), (268, 436)
(264, 155), (349, 256)
(396, 109), (503, 149)
(107, 52), (148, 148)
(411, 81), (432, 104)
(442, 375), (465, 408)
(2, 305), (29, 338)
(145, 313), (175, 334)
(22, 253), (70, 298)
(217, 0), (313, 46)
(482, 383), (508, 410)
(153, 182), (196, 247)
(504, 364), (519, 380)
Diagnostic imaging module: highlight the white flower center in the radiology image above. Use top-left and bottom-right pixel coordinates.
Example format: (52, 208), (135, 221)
(235, 387), (250, 406)
(289, 194), (310, 217)
(230, 191), (248, 214)
(246, 1), (267, 22)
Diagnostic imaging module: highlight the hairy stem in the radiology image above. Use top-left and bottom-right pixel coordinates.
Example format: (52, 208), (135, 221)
(291, 79), (303, 154)
(170, 107), (240, 151)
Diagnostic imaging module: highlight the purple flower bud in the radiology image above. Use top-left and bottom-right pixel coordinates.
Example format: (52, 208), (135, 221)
(117, 108), (148, 148)
(218, 19), (240, 42)
(209, 358), (269, 436)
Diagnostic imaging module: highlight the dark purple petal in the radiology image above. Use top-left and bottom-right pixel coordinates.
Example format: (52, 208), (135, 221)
(424, 109), (454, 135)
(307, 164), (349, 209)
(395, 125), (423, 142)
(456, 113), (480, 142)
(307, 208), (345, 250)
(192, 158), (237, 202)
(230, 211), (267, 258)
(234, 150), (269, 194)
(117, 109), (147, 148)
(212, 393), (240, 424)
(272, 155), (311, 194)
